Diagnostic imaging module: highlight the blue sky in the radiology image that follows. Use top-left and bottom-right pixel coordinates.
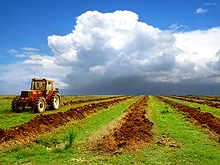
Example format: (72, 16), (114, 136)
(0, 0), (220, 95)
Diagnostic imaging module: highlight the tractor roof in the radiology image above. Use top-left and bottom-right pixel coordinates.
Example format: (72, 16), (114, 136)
(32, 78), (54, 82)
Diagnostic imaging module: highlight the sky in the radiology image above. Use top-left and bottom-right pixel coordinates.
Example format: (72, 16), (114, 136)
(0, 0), (220, 95)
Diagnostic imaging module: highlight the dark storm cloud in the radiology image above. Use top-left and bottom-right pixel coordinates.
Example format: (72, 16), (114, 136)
(61, 75), (220, 95)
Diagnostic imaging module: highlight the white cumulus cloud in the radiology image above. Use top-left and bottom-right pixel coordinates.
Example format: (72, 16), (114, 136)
(46, 10), (220, 94)
(1, 10), (220, 95)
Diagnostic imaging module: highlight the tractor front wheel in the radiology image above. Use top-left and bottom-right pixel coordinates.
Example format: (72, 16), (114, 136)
(11, 96), (25, 113)
(32, 97), (46, 113)
(49, 92), (61, 110)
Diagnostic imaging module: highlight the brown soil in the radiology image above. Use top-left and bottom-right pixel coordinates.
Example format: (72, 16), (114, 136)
(0, 97), (130, 148)
(94, 96), (153, 152)
(63, 95), (124, 106)
(157, 96), (220, 139)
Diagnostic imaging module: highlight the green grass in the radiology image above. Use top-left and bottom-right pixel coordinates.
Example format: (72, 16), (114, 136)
(0, 98), (36, 129)
(64, 130), (76, 150)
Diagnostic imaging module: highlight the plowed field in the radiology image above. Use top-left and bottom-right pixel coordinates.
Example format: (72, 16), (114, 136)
(0, 96), (130, 147)
(1, 95), (220, 165)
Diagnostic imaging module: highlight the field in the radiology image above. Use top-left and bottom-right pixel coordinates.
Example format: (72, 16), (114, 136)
(1, 95), (220, 164)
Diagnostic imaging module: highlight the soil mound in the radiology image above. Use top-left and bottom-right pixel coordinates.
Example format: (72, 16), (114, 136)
(63, 96), (123, 106)
(95, 96), (153, 152)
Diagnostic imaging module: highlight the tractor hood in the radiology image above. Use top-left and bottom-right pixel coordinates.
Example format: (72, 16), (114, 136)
(21, 90), (42, 98)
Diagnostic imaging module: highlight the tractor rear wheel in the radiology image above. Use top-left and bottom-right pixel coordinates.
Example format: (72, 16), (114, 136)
(11, 96), (25, 112)
(32, 97), (46, 113)
(49, 92), (61, 110)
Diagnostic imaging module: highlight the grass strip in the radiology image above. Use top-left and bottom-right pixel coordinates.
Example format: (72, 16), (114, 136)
(146, 96), (220, 165)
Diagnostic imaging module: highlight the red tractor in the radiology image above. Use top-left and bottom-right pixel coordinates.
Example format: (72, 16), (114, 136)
(11, 78), (61, 113)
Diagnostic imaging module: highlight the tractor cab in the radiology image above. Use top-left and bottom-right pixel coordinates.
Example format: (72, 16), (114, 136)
(30, 78), (54, 97)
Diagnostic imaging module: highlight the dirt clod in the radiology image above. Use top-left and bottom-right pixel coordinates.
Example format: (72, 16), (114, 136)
(156, 138), (180, 147)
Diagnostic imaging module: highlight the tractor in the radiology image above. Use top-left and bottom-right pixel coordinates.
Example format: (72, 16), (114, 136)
(11, 78), (61, 113)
